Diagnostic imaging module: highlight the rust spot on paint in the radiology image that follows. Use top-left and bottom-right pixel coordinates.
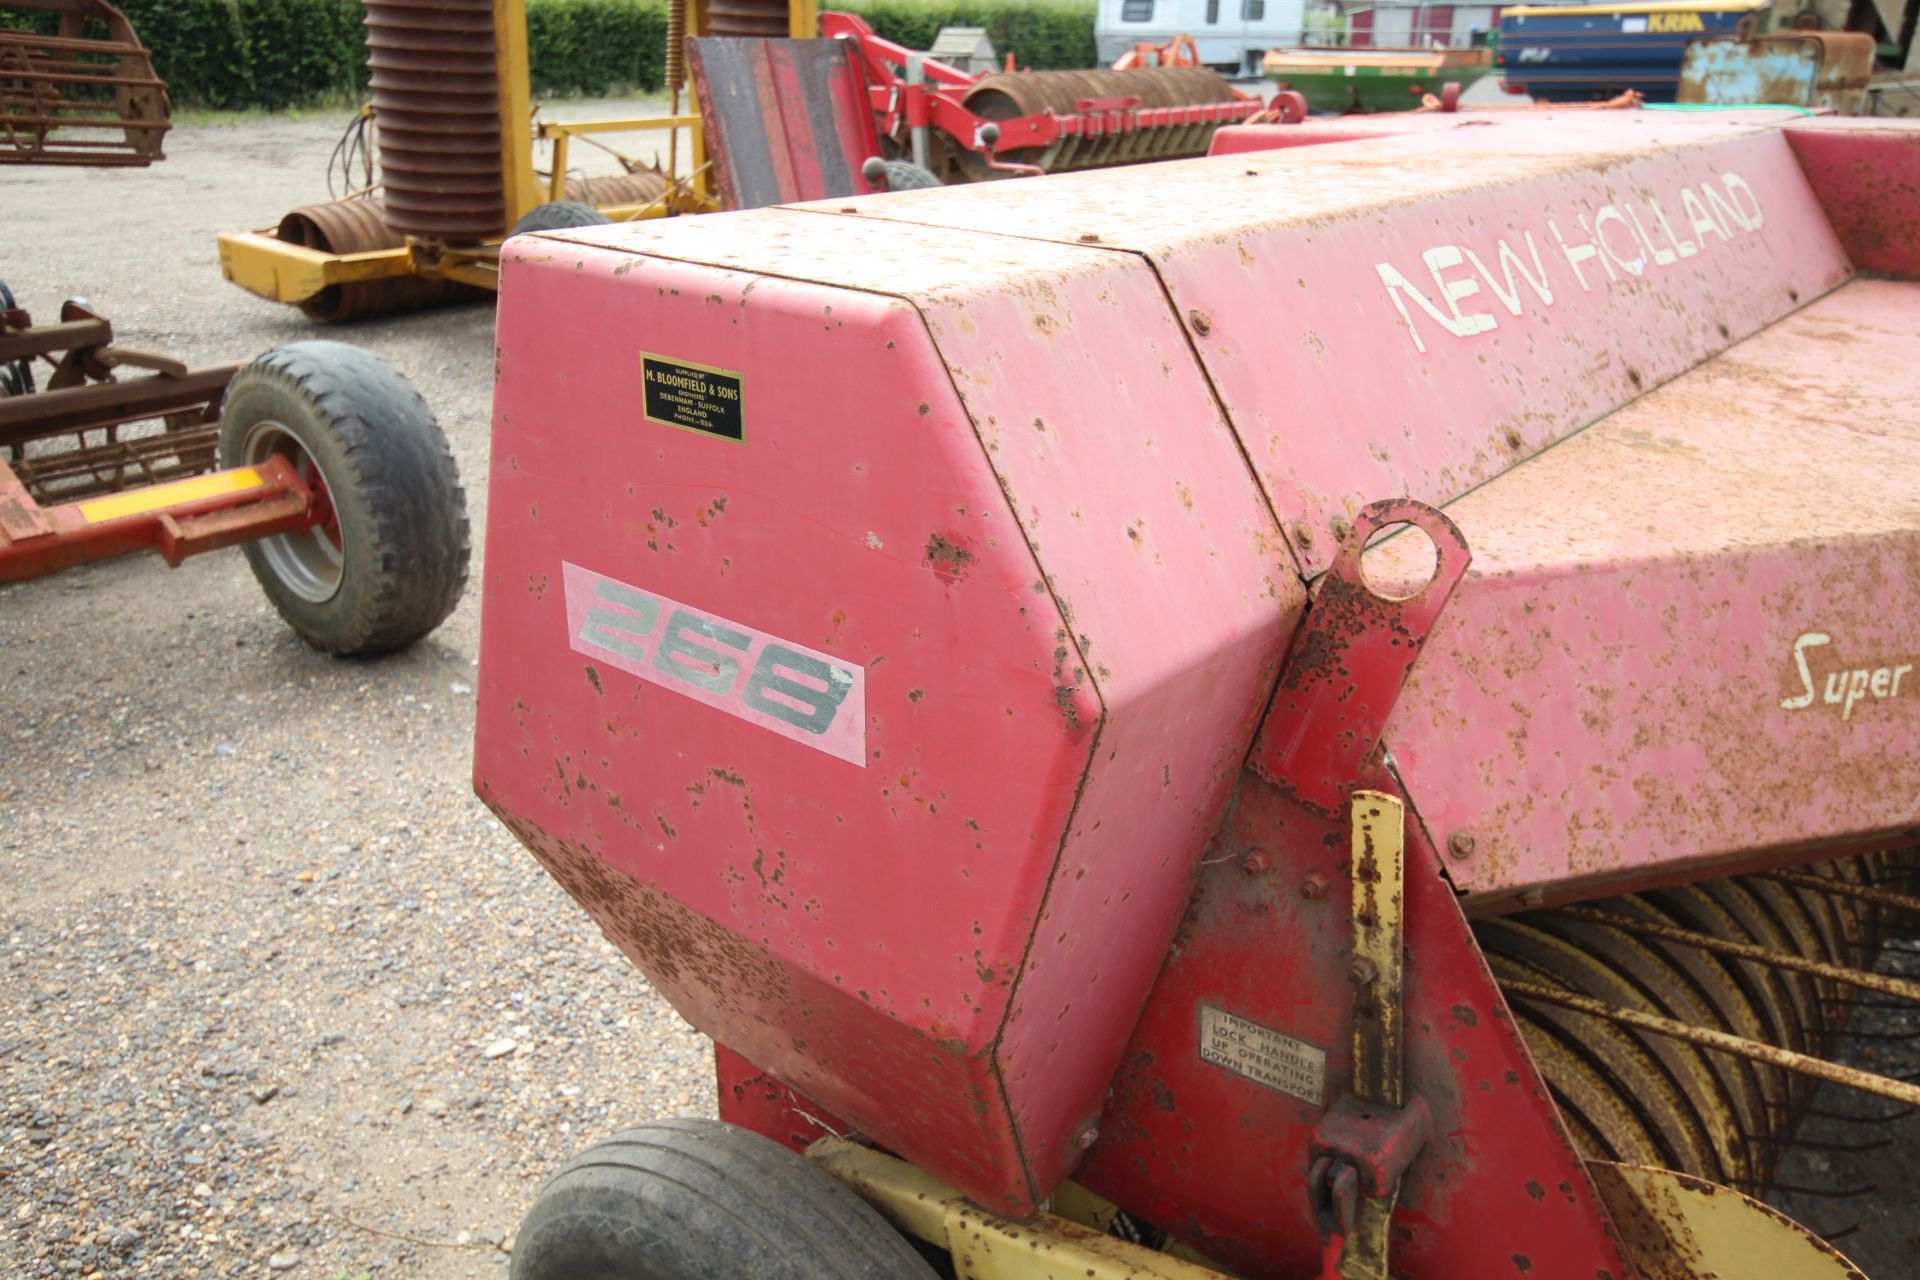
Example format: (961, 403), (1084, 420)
(926, 533), (974, 584)
(584, 664), (603, 695)
(488, 805), (791, 1005)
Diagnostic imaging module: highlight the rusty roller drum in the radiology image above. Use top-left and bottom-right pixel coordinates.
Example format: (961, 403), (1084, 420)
(276, 173), (666, 322)
(1477, 852), (1917, 1198)
(275, 197), (466, 323)
(956, 66), (1240, 178)
(566, 171), (672, 209)
(364, 0), (507, 241)
(706, 0), (792, 36)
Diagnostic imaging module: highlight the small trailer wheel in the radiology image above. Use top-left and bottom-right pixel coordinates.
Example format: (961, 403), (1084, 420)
(0, 280), (33, 395)
(510, 1118), (941, 1280)
(509, 200), (612, 236)
(217, 341), (469, 656)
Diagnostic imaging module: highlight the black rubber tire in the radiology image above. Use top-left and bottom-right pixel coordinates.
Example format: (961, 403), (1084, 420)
(510, 1119), (941, 1280)
(509, 200), (612, 237)
(860, 156), (943, 192)
(217, 341), (468, 656)
(0, 280), (32, 396)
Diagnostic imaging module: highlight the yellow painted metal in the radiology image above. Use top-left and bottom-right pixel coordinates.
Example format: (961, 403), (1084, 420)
(493, 0), (540, 227)
(539, 116), (708, 204)
(216, 233), (417, 305)
(1046, 1179), (1233, 1269)
(1586, 1162), (1867, 1279)
(1349, 790), (1404, 1109)
(544, 114), (706, 137)
(1336, 789), (1406, 1280)
(218, 0), (759, 307)
(78, 468), (265, 525)
(430, 255), (503, 291)
(809, 1138), (1235, 1280)
(788, 0), (817, 37)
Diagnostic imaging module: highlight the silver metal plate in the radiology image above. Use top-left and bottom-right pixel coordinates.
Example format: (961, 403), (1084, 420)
(1198, 1003), (1327, 1105)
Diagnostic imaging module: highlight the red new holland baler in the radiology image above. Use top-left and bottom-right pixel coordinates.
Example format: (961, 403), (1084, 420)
(476, 108), (1920, 1279)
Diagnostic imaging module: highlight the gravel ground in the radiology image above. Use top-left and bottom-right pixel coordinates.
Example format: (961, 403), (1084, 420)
(3, 91), (1919, 1280)
(1, 99), (717, 1280)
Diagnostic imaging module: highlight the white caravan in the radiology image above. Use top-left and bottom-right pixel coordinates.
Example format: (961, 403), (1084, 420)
(1094, 0), (1309, 75)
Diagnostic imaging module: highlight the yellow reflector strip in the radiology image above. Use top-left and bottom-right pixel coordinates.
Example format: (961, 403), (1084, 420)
(77, 468), (266, 525)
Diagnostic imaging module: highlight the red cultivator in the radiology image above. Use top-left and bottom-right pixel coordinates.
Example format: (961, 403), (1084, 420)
(1, 286), (468, 655)
(478, 109), (1920, 1278)
(822, 11), (1261, 182)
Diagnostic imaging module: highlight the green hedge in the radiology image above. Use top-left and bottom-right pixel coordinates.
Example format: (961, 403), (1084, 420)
(526, 0), (668, 96)
(0, 0), (1095, 109)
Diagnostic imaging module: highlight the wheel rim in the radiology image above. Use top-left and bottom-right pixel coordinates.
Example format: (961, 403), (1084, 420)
(242, 419), (344, 603)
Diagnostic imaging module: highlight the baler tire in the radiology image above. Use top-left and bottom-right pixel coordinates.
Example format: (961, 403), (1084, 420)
(217, 341), (469, 657)
(508, 200), (611, 237)
(509, 1118), (941, 1280)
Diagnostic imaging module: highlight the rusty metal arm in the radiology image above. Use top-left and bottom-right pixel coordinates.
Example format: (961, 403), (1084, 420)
(0, 366), (235, 448)
(1501, 979), (1920, 1107)
(1764, 870), (1920, 915)
(1559, 905), (1920, 1003)
(0, 453), (318, 583)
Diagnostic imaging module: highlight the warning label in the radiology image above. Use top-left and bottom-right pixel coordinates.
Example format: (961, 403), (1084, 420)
(1198, 1004), (1326, 1105)
(641, 353), (744, 443)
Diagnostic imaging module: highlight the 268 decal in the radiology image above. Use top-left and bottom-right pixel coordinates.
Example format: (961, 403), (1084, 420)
(562, 562), (866, 764)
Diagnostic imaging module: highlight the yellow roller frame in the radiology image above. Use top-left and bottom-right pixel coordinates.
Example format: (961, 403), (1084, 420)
(809, 1138), (1233, 1280)
(218, 0), (787, 308)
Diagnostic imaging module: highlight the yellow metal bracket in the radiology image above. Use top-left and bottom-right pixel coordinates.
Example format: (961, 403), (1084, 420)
(1349, 790), (1404, 1110)
(1588, 1162), (1867, 1278)
(809, 1138), (1235, 1280)
(1312, 790), (1417, 1280)
(494, 0), (540, 226)
(216, 232), (417, 305)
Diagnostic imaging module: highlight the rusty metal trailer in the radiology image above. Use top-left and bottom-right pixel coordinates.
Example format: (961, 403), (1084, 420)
(476, 107), (1920, 1278)
(1, 288), (468, 655)
(0, 0), (169, 167)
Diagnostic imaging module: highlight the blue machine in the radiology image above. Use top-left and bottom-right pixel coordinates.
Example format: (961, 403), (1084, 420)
(1497, 0), (1767, 102)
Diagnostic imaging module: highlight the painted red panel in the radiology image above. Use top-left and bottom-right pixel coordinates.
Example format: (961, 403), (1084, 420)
(482, 238), (1077, 1203)
(478, 115), (1920, 1262)
(1075, 772), (1636, 1279)
(819, 117), (1851, 574)
(481, 209), (1301, 1212)
(1377, 278), (1920, 908)
(1784, 123), (1920, 282)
